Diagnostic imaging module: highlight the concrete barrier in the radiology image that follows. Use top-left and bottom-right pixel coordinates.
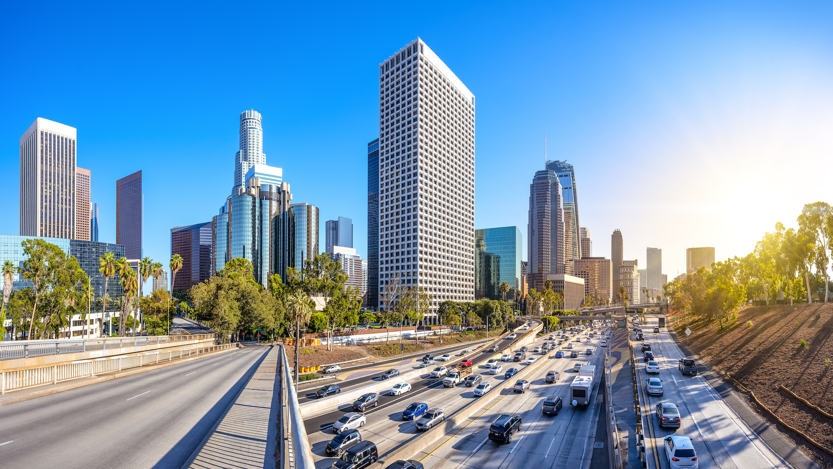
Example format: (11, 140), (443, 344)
(282, 346), (317, 468)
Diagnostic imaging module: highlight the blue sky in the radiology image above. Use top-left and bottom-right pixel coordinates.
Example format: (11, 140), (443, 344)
(3, 1), (833, 287)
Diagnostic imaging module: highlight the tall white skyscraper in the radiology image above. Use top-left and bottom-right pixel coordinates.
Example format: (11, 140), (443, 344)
(377, 39), (476, 322)
(233, 109), (266, 190)
(20, 118), (77, 239)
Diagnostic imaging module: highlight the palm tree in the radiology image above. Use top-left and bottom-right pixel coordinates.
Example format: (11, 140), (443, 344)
(286, 289), (314, 391)
(169, 254), (183, 334)
(499, 282), (510, 304)
(618, 286), (627, 305)
(115, 258), (133, 336)
(2, 261), (15, 341)
(544, 279), (553, 292)
(99, 253), (117, 337)
(136, 257), (155, 337)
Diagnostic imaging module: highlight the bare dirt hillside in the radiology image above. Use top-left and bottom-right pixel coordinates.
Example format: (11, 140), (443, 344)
(680, 303), (833, 468)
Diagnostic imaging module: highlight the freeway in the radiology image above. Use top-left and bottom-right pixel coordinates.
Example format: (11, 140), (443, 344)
(635, 317), (787, 469)
(0, 345), (269, 469)
(306, 322), (608, 469)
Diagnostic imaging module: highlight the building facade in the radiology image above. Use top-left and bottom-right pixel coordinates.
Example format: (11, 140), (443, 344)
(153, 270), (169, 292)
(75, 167), (91, 241)
(171, 222), (213, 292)
(620, 259), (639, 304)
(573, 257), (612, 304)
(377, 38), (476, 322)
(90, 202), (99, 242)
(326, 216), (354, 253)
(611, 229), (623, 295)
(545, 274), (585, 311)
(20, 118), (77, 239)
(546, 160), (581, 264)
(332, 246), (364, 292)
(475, 226), (522, 303)
(233, 110), (266, 191)
(367, 138), (380, 308)
(580, 227), (592, 258)
(647, 247), (662, 292)
(116, 170), (143, 260)
(687, 247), (715, 274)
(528, 170), (564, 291)
(273, 203), (319, 282)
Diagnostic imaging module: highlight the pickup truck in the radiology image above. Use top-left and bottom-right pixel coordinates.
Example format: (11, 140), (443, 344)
(443, 366), (472, 387)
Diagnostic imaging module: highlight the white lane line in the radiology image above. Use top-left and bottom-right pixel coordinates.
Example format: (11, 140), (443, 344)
(544, 436), (556, 458)
(126, 391), (151, 401)
(321, 424), (333, 430)
(0, 441), (13, 446)
(471, 437), (489, 454)
(509, 435), (525, 453)
(672, 375), (678, 385)
(185, 372), (196, 377)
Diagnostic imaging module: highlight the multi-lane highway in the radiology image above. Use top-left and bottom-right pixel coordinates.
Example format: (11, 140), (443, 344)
(0, 345), (269, 469)
(635, 316), (788, 469)
(306, 322), (609, 469)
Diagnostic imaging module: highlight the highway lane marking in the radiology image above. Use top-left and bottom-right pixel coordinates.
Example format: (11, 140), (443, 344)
(509, 435), (525, 453)
(185, 372), (196, 377)
(126, 391), (151, 401)
(472, 437), (489, 454)
(543, 436), (556, 458)
(0, 441), (13, 446)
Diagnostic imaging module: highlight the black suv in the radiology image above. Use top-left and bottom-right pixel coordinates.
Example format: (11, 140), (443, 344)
(488, 414), (522, 443)
(353, 393), (379, 412)
(380, 369), (400, 380)
(325, 429), (362, 456)
(334, 441), (378, 469)
(316, 384), (341, 398)
(464, 375), (482, 387)
(542, 396), (563, 416)
(384, 460), (424, 469)
(422, 354), (434, 362)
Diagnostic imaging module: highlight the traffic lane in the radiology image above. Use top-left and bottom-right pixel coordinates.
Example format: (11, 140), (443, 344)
(0, 346), (268, 469)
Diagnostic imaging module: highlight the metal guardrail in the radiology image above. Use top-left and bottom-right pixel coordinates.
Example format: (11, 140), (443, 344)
(280, 345), (315, 469)
(0, 342), (233, 394)
(0, 334), (216, 361)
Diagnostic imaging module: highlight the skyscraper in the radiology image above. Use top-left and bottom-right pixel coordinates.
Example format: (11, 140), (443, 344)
(331, 246), (363, 291)
(475, 227), (523, 302)
(611, 229), (623, 295)
(687, 247), (715, 274)
(20, 118), (77, 239)
(75, 167), (91, 241)
(171, 222), (213, 292)
(233, 110), (266, 191)
(377, 39), (476, 321)
(326, 216), (353, 253)
(563, 207), (574, 274)
(580, 227), (592, 258)
(528, 170), (564, 291)
(647, 247), (662, 292)
(546, 160), (581, 262)
(367, 138), (380, 308)
(90, 202), (99, 242)
(274, 203), (319, 280)
(621, 259), (639, 304)
(116, 170), (143, 259)
(574, 257), (612, 304)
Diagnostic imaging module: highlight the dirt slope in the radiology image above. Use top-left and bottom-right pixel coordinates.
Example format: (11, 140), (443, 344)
(681, 303), (833, 468)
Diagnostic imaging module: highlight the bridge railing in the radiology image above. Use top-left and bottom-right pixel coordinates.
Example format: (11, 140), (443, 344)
(280, 344), (315, 469)
(0, 334), (216, 361)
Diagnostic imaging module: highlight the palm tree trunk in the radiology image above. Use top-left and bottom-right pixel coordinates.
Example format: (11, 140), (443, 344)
(102, 279), (109, 337)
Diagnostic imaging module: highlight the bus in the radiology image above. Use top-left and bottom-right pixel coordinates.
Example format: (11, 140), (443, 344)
(570, 375), (593, 406)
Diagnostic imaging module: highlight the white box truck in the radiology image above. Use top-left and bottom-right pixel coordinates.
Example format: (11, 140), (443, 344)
(579, 364), (597, 380)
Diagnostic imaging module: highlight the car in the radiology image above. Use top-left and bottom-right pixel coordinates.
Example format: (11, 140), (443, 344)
(567, 343), (574, 349)
(586, 348), (593, 355)
(545, 370), (559, 383)
(533, 347), (542, 353)
(489, 345), (499, 352)
(465, 375), (482, 387)
(459, 350), (469, 356)
(570, 351), (578, 358)
(646, 360), (660, 374)
(600, 341), (607, 347)
(513, 352), (526, 362)
(437, 354), (452, 362)
(576, 337), (582, 343)
(542, 396), (563, 416)
(381, 369), (400, 380)
(513, 379), (530, 393)
(333, 413), (367, 433)
(459, 358), (473, 368)
(353, 393), (379, 412)
(501, 353), (512, 361)
(636, 333), (644, 341)
(317, 384), (341, 398)
(657, 402), (682, 428)
(325, 365), (342, 373)
(520, 346), (528, 353)
(488, 414), (522, 443)
(641, 343), (651, 352)
(507, 334), (517, 340)
(385, 460), (424, 469)
(422, 354), (434, 362)
(402, 402), (428, 420)
(574, 363), (582, 372)
(548, 335), (555, 340)
(415, 408), (445, 431)
(489, 364), (503, 375)
(430, 366), (448, 378)
(679, 358), (698, 376)
(646, 378), (664, 396)
(389, 382), (412, 396)
(334, 440), (378, 469)
(654, 327), (660, 333)
(555, 350), (564, 358)
(525, 356), (537, 365)
(486, 358), (499, 367)
(474, 382), (492, 396)
(490, 361), (503, 369)
(523, 325), (530, 330)
(325, 429), (362, 456)
(644, 351), (655, 362)
(663, 435), (698, 468)
(504, 368), (519, 379)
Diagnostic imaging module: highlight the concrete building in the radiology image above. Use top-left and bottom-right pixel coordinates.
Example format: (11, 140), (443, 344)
(361, 259), (368, 297)
(620, 259), (639, 304)
(528, 170), (565, 291)
(545, 274), (585, 311)
(171, 222), (213, 292)
(647, 247), (662, 291)
(75, 167), (91, 241)
(233, 110), (266, 191)
(20, 118), (77, 239)
(116, 170), (143, 260)
(475, 226), (523, 303)
(332, 246), (364, 292)
(367, 138), (380, 308)
(153, 270), (169, 292)
(687, 247), (715, 274)
(580, 227), (592, 258)
(546, 160), (581, 267)
(611, 230), (623, 295)
(574, 257), (612, 304)
(90, 202), (99, 242)
(638, 268), (648, 302)
(326, 216), (354, 253)
(377, 38), (476, 322)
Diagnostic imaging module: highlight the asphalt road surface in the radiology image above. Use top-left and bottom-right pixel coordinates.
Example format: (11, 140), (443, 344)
(0, 345), (269, 469)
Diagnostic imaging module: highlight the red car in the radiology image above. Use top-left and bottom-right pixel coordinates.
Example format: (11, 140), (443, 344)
(459, 358), (473, 368)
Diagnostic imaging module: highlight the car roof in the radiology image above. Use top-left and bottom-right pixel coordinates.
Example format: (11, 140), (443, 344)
(344, 412), (362, 418)
(659, 402), (678, 409)
(668, 435), (694, 448)
(493, 414), (515, 426)
(348, 440), (376, 453)
(648, 361), (659, 365)
(649, 378), (662, 384)
(427, 408), (442, 413)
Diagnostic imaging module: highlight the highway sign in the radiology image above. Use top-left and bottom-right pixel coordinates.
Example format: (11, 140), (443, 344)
(685, 328), (692, 336)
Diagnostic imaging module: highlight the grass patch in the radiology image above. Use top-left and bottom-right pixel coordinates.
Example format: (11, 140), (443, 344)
(301, 348), (318, 355)
(825, 358), (831, 367)
(297, 373), (322, 382)
(798, 339), (808, 350)
(747, 321), (753, 327)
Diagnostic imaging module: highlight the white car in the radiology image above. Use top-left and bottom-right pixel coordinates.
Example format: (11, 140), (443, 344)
(513, 379), (531, 393)
(567, 343), (574, 349)
(501, 353), (512, 362)
(533, 347), (541, 353)
(437, 354), (452, 362)
(646, 360), (660, 374)
(663, 435), (699, 468)
(324, 365), (342, 373)
(489, 365), (503, 375)
(574, 363), (582, 372)
(486, 359), (498, 367)
(525, 356), (537, 365)
(430, 366), (448, 378)
(389, 382), (412, 396)
(474, 382), (492, 396)
(600, 341), (607, 347)
(646, 378), (664, 396)
(490, 362), (502, 369)
(332, 413), (366, 433)
(507, 334), (517, 340)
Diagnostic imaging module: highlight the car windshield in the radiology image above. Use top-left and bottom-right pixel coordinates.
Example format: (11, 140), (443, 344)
(332, 432), (349, 444)
(423, 412), (435, 419)
(357, 395), (368, 402)
(649, 379), (661, 386)
(663, 406), (679, 415)
(320, 386), (330, 392)
(674, 449), (696, 458)
(340, 452), (360, 463)
(476, 384), (486, 389)
(648, 361), (658, 366)
(516, 380), (525, 385)
(548, 371), (556, 376)
(386, 370), (395, 375)
(433, 367), (442, 371)
(338, 415), (351, 423)
(406, 404), (418, 411)
(394, 384), (403, 389)
(683, 359), (695, 366)
(466, 376), (475, 381)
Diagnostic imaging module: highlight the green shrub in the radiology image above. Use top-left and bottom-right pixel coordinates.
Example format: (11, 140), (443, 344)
(799, 339), (808, 350)
(825, 358), (831, 367)
(746, 321), (753, 327)
(297, 373), (321, 382)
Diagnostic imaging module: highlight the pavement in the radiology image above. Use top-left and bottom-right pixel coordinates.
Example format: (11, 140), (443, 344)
(171, 316), (215, 335)
(0, 345), (270, 469)
(608, 327), (641, 469)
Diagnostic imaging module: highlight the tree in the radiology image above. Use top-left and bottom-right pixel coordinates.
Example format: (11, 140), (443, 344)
(136, 257), (156, 337)
(20, 239), (66, 340)
(798, 202), (833, 303)
(118, 266), (138, 337)
(98, 252), (118, 337)
(169, 254), (183, 334)
(499, 282), (510, 303)
(402, 286), (431, 345)
(286, 289), (314, 389)
(544, 279), (553, 292)
(379, 274), (402, 345)
(438, 301), (461, 343)
(359, 312), (376, 326)
(1, 261), (15, 341)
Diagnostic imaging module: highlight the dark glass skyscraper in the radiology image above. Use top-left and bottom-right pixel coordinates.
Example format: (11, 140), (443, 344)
(475, 226), (522, 302)
(116, 170), (142, 259)
(325, 216), (353, 253)
(171, 222), (213, 292)
(545, 160), (580, 265)
(528, 170), (564, 291)
(366, 138), (379, 308)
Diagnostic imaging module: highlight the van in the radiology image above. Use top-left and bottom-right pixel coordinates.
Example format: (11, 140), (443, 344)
(333, 440), (378, 468)
(679, 358), (697, 376)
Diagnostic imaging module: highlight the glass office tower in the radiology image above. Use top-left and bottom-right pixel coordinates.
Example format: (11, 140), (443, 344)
(475, 227), (523, 302)
(545, 160), (581, 265)
(366, 138), (380, 308)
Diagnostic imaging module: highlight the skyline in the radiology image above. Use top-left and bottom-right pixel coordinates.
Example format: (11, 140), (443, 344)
(3, 2), (833, 282)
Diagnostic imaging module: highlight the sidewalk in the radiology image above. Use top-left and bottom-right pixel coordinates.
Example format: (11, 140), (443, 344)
(608, 331), (642, 469)
(187, 346), (279, 469)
